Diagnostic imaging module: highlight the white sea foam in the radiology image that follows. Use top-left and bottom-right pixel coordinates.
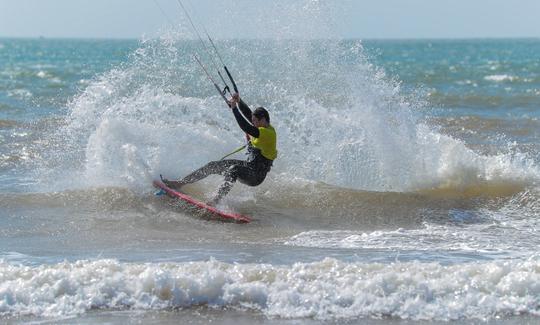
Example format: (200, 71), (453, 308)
(0, 258), (539, 320)
(484, 74), (518, 82)
(79, 90), (242, 191)
(36, 70), (48, 78)
(7, 89), (32, 99)
(284, 223), (538, 257)
(285, 187), (540, 256)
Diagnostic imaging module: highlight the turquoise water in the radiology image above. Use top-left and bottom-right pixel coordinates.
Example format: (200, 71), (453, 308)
(369, 39), (540, 110)
(1, 37), (539, 323)
(0, 39), (136, 121)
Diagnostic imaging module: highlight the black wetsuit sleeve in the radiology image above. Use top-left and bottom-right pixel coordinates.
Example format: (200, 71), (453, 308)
(238, 99), (253, 121)
(232, 107), (260, 138)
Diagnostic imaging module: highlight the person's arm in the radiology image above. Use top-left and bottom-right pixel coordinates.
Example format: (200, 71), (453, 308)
(237, 98), (253, 121)
(232, 107), (260, 138)
(229, 93), (253, 121)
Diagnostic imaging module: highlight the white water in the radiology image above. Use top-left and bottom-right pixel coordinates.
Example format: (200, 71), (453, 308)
(1, 257), (539, 320)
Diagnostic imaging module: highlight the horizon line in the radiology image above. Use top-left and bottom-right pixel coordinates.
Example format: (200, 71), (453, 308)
(1, 35), (540, 42)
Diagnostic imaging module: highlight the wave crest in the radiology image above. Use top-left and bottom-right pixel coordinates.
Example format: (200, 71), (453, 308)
(1, 258), (539, 320)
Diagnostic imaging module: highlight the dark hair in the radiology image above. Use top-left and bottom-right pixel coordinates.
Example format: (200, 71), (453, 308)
(253, 107), (270, 123)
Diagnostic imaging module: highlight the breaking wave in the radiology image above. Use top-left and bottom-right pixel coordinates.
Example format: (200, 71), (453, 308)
(1, 258), (539, 321)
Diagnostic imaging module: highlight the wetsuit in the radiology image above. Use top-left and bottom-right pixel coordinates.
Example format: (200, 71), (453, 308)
(171, 99), (277, 203)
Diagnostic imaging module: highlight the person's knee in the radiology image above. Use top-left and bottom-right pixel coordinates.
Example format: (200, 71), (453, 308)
(203, 160), (226, 174)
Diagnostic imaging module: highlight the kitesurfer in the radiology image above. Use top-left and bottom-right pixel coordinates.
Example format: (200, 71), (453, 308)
(163, 93), (277, 205)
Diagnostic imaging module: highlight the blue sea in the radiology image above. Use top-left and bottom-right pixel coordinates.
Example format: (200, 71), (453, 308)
(1, 36), (539, 324)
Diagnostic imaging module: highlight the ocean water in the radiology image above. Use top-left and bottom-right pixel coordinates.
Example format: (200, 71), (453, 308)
(1, 35), (540, 324)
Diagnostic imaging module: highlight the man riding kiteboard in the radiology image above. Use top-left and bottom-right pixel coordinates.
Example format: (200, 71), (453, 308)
(163, 93), (277, 206)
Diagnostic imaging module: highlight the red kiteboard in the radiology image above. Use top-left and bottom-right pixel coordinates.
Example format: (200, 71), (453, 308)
(153, 180), (251, 223)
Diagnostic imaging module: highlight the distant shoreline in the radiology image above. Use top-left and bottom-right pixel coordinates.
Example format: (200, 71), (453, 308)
(1, 36), (539, 42)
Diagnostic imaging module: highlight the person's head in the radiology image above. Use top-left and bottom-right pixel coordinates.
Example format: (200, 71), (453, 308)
(252, 107), (270, 127)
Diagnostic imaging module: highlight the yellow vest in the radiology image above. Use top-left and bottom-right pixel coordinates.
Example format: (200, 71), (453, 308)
(250, 125), (277, 160)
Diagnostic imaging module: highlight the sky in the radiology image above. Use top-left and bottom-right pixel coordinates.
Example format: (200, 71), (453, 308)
(1, 0), (539, 39)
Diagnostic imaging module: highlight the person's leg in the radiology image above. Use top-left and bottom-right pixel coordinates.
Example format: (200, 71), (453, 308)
(207, 163), (243, 205)
(163, 160), (242, 189)
(209, 163), (267, 205)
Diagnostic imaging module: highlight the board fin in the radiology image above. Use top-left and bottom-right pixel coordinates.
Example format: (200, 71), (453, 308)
(154, 189), (166, 196)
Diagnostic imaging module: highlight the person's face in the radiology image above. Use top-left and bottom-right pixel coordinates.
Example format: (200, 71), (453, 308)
(252, 115), (265, 127)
